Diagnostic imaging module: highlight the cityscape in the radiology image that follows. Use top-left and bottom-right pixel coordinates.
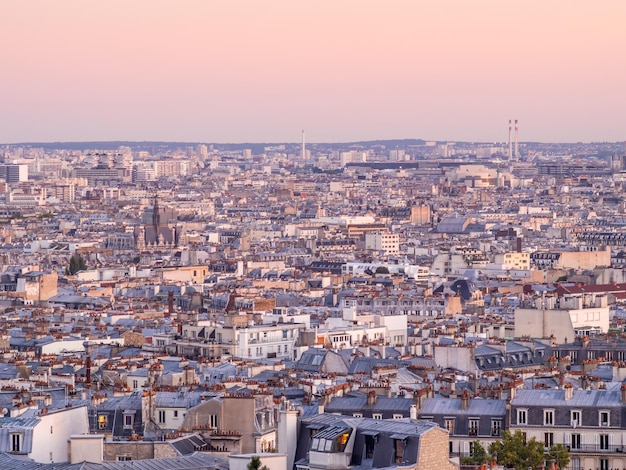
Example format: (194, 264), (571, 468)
(0, 135), (626, 470)
(3, 1), (626, 470)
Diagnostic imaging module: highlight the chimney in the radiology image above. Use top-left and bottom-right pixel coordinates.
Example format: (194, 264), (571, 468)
(461, 389), (470, 411)
(621, 384), (626, 404)
(564, 382), (573, 400)
(167, 290), (174, 318)
(367, 390), (377, 406)
(410, 404), (417, 420)
(514, 119), (519, 159)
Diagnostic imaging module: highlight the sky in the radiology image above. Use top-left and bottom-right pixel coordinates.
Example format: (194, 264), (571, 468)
(1, 1), (625, 144)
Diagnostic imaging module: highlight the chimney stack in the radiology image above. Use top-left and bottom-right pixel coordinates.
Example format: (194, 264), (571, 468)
(461, 389), (470, 410)
(367, 390), (377, 406)
(167, 290), (174, 318)
(564, 382), (573, 400)
(621, 384), (626, 403)
(514, 119), (519, 159)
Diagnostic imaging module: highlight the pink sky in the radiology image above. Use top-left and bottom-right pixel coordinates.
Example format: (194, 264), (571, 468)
(1, 0), (625, 143)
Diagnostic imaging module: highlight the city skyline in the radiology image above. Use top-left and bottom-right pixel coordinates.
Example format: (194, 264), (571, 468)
(2, 1), (625, 144)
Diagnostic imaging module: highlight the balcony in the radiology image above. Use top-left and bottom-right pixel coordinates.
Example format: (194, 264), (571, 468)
(568, 444), (625, 453)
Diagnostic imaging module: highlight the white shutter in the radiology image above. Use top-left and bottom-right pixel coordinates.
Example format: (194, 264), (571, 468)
(564, 432), (570, 446)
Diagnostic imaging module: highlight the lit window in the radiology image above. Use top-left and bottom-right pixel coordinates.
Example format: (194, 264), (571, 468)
(98, 414), (108, 429)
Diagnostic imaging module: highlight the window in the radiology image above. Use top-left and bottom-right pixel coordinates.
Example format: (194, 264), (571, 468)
(117, 456), (132, 461)
(173, 410), (178, 418)
(600, 458), (609, 470)
(571, 410), (581, 427)
(444, 419), (455, 434)
(158, 410), (165, 424)
(393, 414), (404, 420)
(517, 409), (527, 425)
(124, 413), (134, 429)
(571, 456), (581, 470)
(310, 429), (351, 454)
(372, 413), (382, 420)
(544, 409), (554, 426)
(544, 432), (554, 448)
(571, 433), (581, 450)
(353, 413), (363, 418)
(10, 433), (22, 453)
(209, 414), (218, 428)
(599, 434), (609, 450)
(468, 419), (479, 436)
(365, 434), (376, 459)
(393, 438), (406, 464)
(599, 411), (609, 427)
(98, 414), (108, 429)
(491, 420), (501, 437)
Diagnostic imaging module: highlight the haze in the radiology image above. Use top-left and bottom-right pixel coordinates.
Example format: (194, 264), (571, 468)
(1, 0), (625, 144)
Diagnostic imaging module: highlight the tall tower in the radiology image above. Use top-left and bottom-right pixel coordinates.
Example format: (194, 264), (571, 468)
(508, 119), (512, 162)
(301, 129), (306, 160)
(514, 119), (519, 159)
(152, 196), (160, 232)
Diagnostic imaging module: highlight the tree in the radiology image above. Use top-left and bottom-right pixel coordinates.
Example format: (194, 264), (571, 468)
(489, 430), (544, 470)
(461, 440), (488, 466)
(547, 444), (570, 469)
(66, 254), (87, 275)
(247, 456), (269, 470)
(375, 266), (389, 275)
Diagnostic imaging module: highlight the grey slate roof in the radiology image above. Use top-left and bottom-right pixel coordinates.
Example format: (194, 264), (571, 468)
(419, 396), (506, 417)
(0, 452), (228, 469)
(512, 388), (623, 407)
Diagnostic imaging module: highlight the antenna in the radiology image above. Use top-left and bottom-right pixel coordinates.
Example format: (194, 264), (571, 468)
(508, 119), (512, 162)
(301, 129), (306, 160)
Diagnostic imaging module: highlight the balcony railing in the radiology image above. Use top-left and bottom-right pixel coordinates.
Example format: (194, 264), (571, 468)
(567, 444), (626, 453)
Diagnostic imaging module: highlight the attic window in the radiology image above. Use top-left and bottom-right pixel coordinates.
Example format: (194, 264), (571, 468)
(123, 411), (135, 429)
(98, 414), (108, 429)
(10, 433), (23, 453)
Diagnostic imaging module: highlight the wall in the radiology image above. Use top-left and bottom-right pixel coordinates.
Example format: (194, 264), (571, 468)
(70, 434), (104, 464)
(229, 453), (287, 470)
(31, 405), (89, 463)
(416, 428), (457, 470)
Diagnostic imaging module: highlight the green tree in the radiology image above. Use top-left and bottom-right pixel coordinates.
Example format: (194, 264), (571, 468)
(247, 456), (269, 470)
(461, 440), (487, 466)
(66, 254), (87, 275)
(489, 430), (544, 470)
(547, 444), (570, 469)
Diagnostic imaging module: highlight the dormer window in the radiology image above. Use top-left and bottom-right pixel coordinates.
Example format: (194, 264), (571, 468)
(123, 411), (135, 429)
(599, 410), (610, 427)
(310, 427), (351, 453)
(10, 433), (23, 453)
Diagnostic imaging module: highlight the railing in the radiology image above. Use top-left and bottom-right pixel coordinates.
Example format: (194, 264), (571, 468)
(567, 444), (626, 453)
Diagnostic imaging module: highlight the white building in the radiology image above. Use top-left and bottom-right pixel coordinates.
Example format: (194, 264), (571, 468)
(364, 231), (400, 255)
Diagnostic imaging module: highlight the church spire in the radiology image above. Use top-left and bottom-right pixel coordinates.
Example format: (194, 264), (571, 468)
(152, 195), (160, 230)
